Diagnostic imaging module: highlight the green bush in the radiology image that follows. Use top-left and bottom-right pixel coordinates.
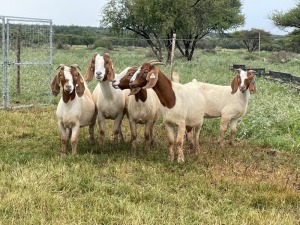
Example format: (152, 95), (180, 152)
(267, 51), (292, 64)
(93, 39), (114, 50)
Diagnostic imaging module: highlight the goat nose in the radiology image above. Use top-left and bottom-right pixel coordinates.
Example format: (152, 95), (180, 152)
(96, 71), (102, 76)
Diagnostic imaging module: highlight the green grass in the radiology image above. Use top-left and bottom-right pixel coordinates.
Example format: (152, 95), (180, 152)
(0, 46), (300, 224)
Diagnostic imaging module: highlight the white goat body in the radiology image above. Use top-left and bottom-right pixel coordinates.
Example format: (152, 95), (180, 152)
(130, 63), (206, 162)
(84, 53), (128, 143)
(192, 69), (256, 146)
(113, 66), (160, 154)
(52, 64), (96, 155)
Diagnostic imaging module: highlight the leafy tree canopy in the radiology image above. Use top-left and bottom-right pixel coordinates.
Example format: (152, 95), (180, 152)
(100, 0), (244, 61)
(270, 1), (300, 29)
(231, 29), (272, 52)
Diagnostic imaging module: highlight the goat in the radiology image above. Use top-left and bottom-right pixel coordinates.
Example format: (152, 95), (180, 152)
(129, 62), (206, 163)
(112, 66), (160, 154)
(192, 68), (256, 147)
(84, 53), (128, 144)
(51, 64), (96, 155)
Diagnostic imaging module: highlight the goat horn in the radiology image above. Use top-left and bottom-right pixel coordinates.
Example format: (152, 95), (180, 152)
(70, 64), (81, 70)
(56, 64), (65, 70)
(149, 61), (165, 66)
(146, 59), (159, 63)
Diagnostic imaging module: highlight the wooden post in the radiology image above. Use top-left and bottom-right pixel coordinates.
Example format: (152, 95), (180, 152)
(170, 33), (176, 80)
(258, 32), (261, 57)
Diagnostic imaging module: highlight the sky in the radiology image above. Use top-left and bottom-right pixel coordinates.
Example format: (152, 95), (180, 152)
(0, 0), (298, 35)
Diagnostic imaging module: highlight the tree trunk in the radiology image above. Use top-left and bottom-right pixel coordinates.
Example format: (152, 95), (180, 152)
(126, 27), (164, 61)
(187, 39), (198, 61)
(165, 34), (173, 64)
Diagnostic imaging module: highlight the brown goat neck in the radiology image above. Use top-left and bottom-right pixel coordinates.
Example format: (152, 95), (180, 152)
(62, 90), (76, 103)
(152, 72), (176, 108)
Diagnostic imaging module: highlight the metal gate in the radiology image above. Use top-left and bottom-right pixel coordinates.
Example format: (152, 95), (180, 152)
(1, 16), (53, 109)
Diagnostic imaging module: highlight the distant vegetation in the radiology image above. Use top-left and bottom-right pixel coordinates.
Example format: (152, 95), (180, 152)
(52, 25), (300, 54)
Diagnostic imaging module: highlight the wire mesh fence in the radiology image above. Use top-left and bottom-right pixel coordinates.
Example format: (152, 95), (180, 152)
(1, 16), (53, 109)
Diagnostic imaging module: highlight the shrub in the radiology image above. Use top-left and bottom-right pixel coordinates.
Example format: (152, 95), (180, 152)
(243, 54), (258, 61)
(93, 39), (114, 50)
(267, 51), (292, 64)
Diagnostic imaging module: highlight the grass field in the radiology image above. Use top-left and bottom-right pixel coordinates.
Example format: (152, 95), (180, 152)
(0, 46), (299, 224)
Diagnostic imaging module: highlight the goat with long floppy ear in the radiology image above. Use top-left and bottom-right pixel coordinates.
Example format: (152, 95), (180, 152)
(51, 64), (65, 96)
(84, 53), (97, 81)
(231, 69), (241, 94)
(142, 62), (165, 89)
(248, 71), (257, 94)
(103, 53), (115, 81)
(70, 64), (85, 97)
(231, 69), (256, 95)
(53, 63), (97, 155)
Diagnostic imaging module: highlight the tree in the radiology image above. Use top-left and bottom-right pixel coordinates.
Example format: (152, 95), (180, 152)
(101, 0), (168, 61)
(270, 2), (300, 53)
(270, 2), (300, 29)
(231, 29), (273, 52)
(100, 0), (244, 62)
(176, 0), (244, 60)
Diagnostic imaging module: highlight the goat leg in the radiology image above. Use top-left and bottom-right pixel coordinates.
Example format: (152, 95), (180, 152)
(229, 118), (238, 145)
(71, 125), (80, 155)
(59, 123), (68, 155)
(129, 120), (137, 155)
(218, 116), (230, 147)
(193, 125), (201, 155)
(165, 123), (175, 162)
(176, 124), (186, 163)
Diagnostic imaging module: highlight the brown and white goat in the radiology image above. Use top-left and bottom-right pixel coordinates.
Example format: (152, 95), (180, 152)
(192, 68), (256, 146)
(84, 53), (128, 143)
(51, 64), (96, 155)
(112, 66), (160, 154)
(130, 62), (206, 163)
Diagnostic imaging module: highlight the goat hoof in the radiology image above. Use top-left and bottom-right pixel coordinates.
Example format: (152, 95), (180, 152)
(168, 155), (174, 162)
(177, 156), (185, 163)
(218, 141), (224, 147)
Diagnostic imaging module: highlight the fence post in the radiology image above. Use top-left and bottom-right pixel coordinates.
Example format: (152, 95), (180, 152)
(170, 33), (176, 80)
(1, 16), (6, 108)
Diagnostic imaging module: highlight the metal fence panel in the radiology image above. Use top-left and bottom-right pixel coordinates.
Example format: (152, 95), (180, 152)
(1, 16), (52, 109)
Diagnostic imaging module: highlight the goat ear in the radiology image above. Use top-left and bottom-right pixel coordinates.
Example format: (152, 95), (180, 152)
(51, 74), (60, 96)
(84, 58), (95, 81)
(247, 70), (256, 94)
(231, 75), (239, 94)
(249, 79), (257, 94)
(142, 67), (159, 89)
(136, 89), (147, 102)
(76, 74), (85, 97)
(103, 53), (115, 81)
